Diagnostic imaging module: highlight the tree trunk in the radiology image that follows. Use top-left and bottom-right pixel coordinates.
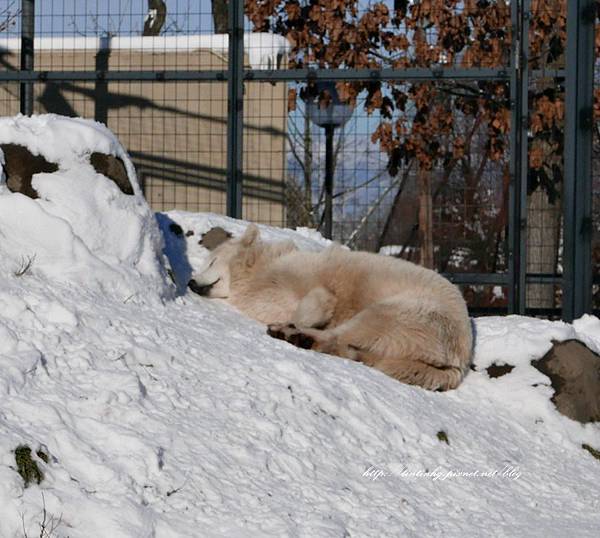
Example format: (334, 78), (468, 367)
(419, 168), (434, 269)
(212, 0), (228, 34)
(526, 186), (561, 309)
(143, 0), (166, 36)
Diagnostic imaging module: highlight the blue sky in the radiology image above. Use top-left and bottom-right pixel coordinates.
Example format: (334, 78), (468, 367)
(25, 0), (216, 36)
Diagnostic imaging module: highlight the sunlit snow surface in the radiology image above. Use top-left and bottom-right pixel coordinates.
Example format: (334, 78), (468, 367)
(0, 204), (599, 536)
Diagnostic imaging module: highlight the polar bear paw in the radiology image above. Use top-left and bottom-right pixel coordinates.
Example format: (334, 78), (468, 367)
(267, 324), (315, 350)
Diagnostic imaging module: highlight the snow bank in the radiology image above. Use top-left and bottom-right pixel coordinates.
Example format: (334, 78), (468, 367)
(0, 33), (291, 70)
(0, 208), (599, 537)
(0, 114), (172, 300)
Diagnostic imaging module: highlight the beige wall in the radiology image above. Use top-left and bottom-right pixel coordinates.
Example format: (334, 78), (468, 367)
(0, 47), (287, 224)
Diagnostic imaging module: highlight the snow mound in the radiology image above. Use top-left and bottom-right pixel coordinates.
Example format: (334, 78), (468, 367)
(0, 207), (599, 536)
(156, 211), (332, 294)
(572, 314), (600, 354)
(0, 114), (172, 300)
(162, 210), (332, 250)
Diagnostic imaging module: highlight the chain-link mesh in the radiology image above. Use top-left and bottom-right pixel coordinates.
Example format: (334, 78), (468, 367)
(0, 1), (596, 317)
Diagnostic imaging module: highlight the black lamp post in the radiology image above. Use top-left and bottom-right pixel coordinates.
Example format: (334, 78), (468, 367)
(303, 81), (354, 239)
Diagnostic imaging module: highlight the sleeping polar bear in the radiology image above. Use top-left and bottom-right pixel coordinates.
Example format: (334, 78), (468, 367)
(189, 224), (473, 391)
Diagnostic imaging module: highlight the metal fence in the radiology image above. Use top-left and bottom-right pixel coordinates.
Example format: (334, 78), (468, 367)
(0, 0), (597, 320)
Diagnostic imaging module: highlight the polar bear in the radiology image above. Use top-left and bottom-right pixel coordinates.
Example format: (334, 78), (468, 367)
(189, 224), (473, 391)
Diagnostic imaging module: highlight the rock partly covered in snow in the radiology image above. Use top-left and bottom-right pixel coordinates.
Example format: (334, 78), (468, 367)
(0, 114), (172, 300)
(532, 340), (600, 424)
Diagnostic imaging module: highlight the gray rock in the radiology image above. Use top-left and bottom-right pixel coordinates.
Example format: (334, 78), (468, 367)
(1, 144), (58, 198)
(200, 227), (232, 250)
(90, 152), (134, 195)
(532, 340), (600, 424)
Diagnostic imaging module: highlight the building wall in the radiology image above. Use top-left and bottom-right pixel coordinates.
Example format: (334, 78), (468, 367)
(0, 46), (287, 224)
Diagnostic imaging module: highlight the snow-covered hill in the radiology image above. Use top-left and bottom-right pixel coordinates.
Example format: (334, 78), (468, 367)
(0, 115), (599, 537)
(0, 209), (598, 538)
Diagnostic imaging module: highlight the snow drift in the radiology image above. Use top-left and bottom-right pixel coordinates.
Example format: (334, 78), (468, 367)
(0, 114), (172, 300)
(0, 135), (598, 535)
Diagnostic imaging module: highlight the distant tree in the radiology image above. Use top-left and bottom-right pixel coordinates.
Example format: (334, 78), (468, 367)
(0, 1), (19, 33)
(212, 0), (229, 33)
(246, 0), (511, 271)
(143, 0), (167, 36)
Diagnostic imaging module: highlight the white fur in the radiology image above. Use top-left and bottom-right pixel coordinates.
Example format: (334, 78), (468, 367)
(191, 225), (473, 391)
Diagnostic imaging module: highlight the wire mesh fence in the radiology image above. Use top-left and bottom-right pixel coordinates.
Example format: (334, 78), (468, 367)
(0, 0), (597, 320)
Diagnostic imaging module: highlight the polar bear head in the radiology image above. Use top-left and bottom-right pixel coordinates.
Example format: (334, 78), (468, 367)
(188, 224), (296, 299)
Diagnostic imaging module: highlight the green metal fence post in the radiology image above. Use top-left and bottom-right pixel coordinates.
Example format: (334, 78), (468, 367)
(563, 0), (595, 321)
(226, 0), (244, 218)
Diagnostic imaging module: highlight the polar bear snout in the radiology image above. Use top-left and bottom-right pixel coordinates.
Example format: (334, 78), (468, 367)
(188, 278), (219, 296)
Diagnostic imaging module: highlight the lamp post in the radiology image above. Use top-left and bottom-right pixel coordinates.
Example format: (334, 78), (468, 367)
(303, 81), (354, 239)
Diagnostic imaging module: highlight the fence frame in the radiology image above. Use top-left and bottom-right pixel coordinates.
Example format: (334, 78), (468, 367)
(12, 0), (597, 320)
(563, 0), (596, 321)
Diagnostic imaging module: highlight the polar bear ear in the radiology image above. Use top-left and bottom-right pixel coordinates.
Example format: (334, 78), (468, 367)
(241, 223), (260, 247)
(244, 246), (258, 268)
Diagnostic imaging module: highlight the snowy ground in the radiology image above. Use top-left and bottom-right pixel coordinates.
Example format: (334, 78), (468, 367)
(0, 209), (598, 538)
(0, 116), (598, 537)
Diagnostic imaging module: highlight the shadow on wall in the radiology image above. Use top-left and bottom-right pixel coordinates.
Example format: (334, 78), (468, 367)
(8, 38), (286, 206)
(35, 80), (285, 204)
(130, 151), (284, 203)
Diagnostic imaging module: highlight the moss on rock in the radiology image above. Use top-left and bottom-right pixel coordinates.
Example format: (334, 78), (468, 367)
(14, 445), (44, 487)
(436, 430), (449, 444)
(582, 443), (600, 461)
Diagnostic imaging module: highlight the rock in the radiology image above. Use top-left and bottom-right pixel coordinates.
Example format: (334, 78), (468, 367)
(486, 363), (515, 378)
(199, 227), (232, 250)
(0, 146), (134, 197)
(1, 144), (58, 198)
(90, 152), (134, 195)
(532, 340), (600, 424)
